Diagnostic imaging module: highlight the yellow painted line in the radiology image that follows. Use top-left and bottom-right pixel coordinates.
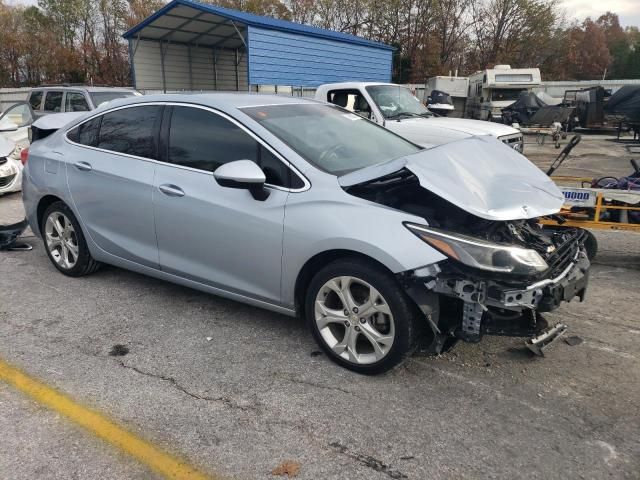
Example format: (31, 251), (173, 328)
(0, 358), (215, 480)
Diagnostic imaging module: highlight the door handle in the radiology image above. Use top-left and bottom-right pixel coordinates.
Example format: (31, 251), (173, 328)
(159, 184), (185, 197)
(74, 161), (92, 171)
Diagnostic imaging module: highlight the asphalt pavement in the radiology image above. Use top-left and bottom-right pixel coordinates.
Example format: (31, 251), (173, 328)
(1, 134), (639, 479)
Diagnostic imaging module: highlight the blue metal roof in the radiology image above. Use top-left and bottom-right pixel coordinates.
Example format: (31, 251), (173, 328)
(123, 0), (393, 51)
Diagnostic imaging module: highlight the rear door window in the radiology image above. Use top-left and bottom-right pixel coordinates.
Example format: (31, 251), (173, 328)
(65, 92), (90, 112)
(43, 91), (63, 112)
(29, 91), (43, 110)
(96, 106), (161, 159)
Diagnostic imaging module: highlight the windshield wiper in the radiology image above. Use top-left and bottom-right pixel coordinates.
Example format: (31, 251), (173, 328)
(386, 112), (421, 120)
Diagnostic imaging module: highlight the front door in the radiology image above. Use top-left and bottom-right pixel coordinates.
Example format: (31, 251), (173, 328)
(65, 105), (162, 268)
(153, 105), (293, 304)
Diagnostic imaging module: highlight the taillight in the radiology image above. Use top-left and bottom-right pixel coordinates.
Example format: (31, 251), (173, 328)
(20, 147), (29, 165)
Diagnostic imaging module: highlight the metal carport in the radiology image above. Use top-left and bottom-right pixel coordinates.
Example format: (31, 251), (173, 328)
(123, 0), (393, 93)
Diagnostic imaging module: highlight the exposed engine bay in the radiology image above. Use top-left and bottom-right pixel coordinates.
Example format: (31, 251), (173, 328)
(345, 168), (590, 354)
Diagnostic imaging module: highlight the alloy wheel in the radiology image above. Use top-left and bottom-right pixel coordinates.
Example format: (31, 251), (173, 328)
(44, 212), (79, 269)
(314, 276), (395, 365)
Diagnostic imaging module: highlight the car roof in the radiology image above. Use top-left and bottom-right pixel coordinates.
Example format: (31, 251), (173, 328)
(317, 82), (396, 91)
(89, 93), (322, 113)
(31, 86), (137, 93)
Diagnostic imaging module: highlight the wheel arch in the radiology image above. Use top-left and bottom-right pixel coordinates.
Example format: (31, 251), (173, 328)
(36, 194), (65, 235)
(293, 249), (395, 315)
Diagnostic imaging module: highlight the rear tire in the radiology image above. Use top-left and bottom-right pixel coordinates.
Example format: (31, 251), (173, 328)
(305, 258), (422, 374)
(41, 201), (101, 277)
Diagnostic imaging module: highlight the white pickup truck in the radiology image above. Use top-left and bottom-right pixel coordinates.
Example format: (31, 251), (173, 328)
(315, 82), (524, 152)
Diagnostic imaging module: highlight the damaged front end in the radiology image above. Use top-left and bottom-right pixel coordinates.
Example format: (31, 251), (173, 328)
(399, 225), (589, 352)
(342, 139), (590, 354)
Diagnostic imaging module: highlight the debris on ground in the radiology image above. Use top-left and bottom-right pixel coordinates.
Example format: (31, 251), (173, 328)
(109, 344), (129, 356)
(525, 323), (568, 356)
(271, 460), (301, 477)
(310, 351), (323, 357)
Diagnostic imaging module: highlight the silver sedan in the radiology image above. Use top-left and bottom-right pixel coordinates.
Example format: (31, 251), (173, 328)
(22, 94), (590, 373)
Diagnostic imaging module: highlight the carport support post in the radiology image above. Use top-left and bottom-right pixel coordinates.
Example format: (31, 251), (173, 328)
(159, 41), (167, 93)
(127, 39), (135, 88)
(235, 49), (239, 91)
(213, 49), (218, 91)
(187, 45), (193, 91)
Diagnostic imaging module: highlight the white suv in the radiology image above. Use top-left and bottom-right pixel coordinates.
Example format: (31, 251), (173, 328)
(315, 82), (524, 152)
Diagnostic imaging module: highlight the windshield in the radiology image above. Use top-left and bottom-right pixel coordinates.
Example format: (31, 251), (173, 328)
(242, 104), (421, 176)
(490, 89), (528, 102)
(90, 91), (137, 108)
(365, 85), (433, 119)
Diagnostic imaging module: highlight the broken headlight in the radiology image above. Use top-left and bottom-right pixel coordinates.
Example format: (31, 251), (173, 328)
(405, 223), (548, 275)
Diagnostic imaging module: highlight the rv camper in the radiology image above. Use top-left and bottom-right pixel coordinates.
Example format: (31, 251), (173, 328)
(466, 65), (541, 121)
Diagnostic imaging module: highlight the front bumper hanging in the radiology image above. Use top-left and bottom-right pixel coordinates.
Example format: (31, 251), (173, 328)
(402, 245), (590, 354)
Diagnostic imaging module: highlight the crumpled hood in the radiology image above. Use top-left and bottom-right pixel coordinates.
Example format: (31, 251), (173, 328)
(340, 135), (564, 221)
(0, 135), (15, 158)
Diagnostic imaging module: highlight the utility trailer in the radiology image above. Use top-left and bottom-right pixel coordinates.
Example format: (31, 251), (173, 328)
(540, 137), (640, 236)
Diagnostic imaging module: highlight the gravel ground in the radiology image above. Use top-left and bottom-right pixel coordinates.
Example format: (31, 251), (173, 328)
(1, 133), (639, 479)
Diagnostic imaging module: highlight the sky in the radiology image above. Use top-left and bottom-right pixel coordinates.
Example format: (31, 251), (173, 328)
(561, 0), (640, 27)
(5, 0), (640, 28)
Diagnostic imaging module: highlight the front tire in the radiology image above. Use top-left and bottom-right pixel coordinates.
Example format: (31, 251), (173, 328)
(305, 258), (422, 374)
(41, 201), (101, 277)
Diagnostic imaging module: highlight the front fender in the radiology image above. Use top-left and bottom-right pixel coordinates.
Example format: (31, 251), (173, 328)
(281, 189), (445, 306)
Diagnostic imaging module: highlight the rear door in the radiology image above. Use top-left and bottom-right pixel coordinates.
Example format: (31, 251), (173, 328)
(63, 91), (91, 113)
(152, 104), (298, 304)
(65, 105), (162, 268)
(42, 90), (63, 115)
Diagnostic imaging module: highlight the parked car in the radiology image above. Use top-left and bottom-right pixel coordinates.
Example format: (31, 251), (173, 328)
(0, 135), (21, 195)
(315, 82), (524, 152)
(0, 101), (30, 195)
(22, 95), (590, 373)
(0, 101), (34, 159)
(28, 85), (141, 119)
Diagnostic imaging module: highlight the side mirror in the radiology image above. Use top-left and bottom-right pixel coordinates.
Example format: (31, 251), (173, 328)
(213, 160), (269, 201)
